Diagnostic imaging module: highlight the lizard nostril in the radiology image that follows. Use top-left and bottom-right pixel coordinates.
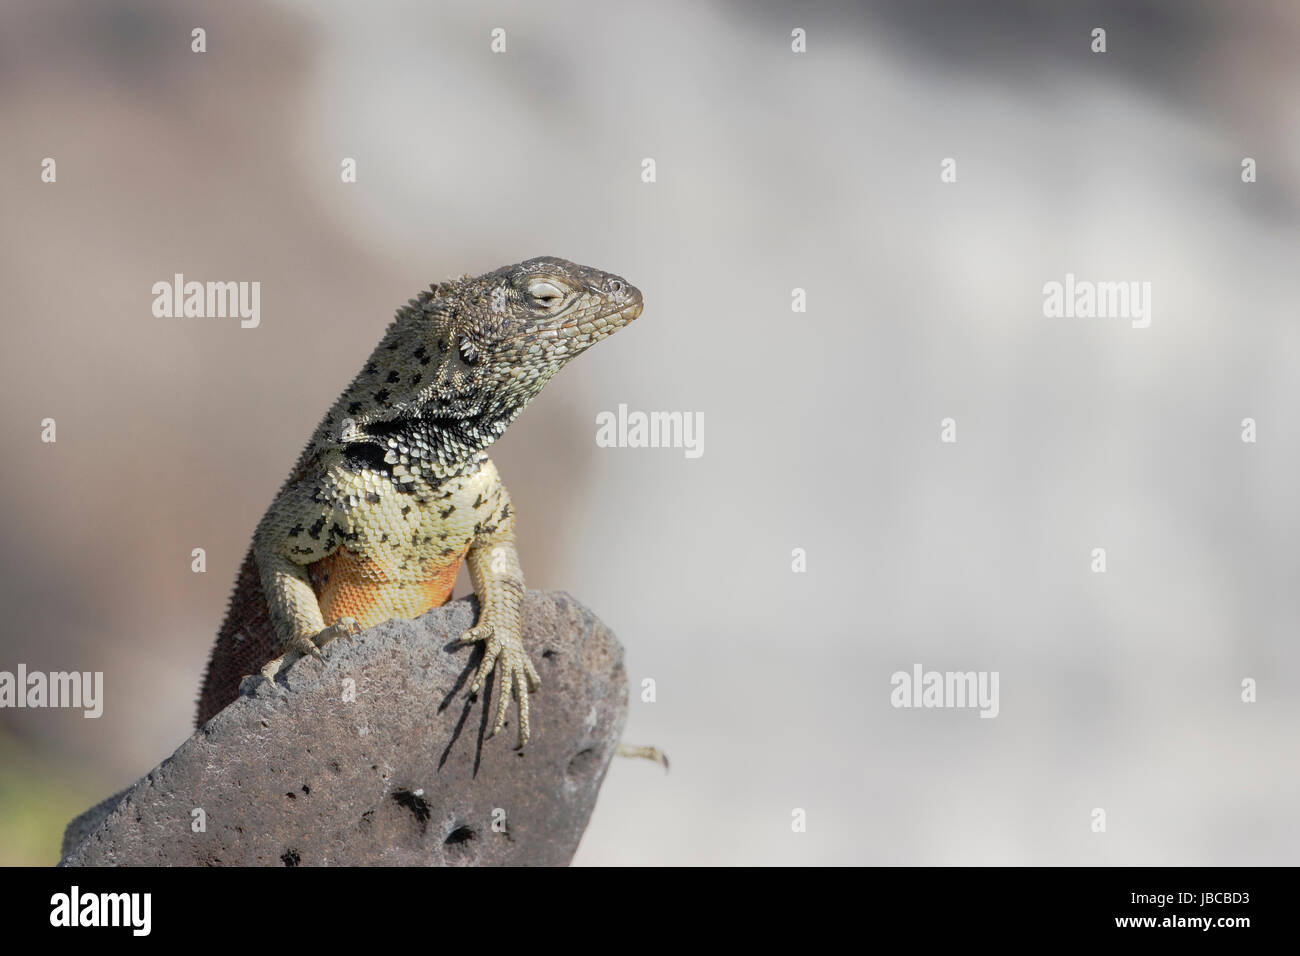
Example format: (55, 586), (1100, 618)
(607, 279), (624, 296)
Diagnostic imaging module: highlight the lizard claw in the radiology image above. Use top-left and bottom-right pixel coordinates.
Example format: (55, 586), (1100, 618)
(260, 619), (359, 682)
(460, 623), (493, 656)
(461, 621), (540, 747)
(316, 616), (361, 648)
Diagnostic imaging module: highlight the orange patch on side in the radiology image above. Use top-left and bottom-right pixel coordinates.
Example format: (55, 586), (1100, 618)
(310, 548), (466, 629)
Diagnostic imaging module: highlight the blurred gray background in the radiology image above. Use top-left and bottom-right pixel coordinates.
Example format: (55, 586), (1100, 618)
(1, 0), (1297, 865)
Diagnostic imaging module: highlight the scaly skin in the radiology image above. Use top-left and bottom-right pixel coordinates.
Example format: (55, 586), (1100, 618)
(196, 257), (642, 746)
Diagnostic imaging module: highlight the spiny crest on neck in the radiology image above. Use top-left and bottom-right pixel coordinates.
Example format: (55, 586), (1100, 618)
(394, 274), (470, 324)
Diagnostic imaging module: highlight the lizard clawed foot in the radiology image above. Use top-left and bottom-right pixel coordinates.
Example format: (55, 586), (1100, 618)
(315, 616), (362, 648)
(461, 622), (541, 747)
(260, 617), (361, 682)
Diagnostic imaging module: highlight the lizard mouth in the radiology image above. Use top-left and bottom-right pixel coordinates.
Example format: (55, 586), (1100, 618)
(504, 296), (642, 344)
(559, 292), (644, 333)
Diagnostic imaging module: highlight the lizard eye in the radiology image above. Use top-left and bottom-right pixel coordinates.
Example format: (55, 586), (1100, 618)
(527, 280), (565, 309)
(457, 335), (479, 364)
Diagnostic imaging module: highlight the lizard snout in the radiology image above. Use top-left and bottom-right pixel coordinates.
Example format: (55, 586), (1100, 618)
(605, 276), (643, 320)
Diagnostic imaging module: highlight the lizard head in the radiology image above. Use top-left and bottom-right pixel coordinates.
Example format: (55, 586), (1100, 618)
(412, 255), (642, 418)
(335, 257), (641, 465)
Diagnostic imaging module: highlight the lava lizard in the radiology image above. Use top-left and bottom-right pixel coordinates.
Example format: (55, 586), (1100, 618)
(196, 256), (643, 750)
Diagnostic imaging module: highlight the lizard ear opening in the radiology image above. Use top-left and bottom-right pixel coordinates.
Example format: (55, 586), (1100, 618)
(457, 335), (479, 365)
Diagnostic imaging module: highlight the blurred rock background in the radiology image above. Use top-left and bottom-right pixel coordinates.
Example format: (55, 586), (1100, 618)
(1, 0), (1297, 865)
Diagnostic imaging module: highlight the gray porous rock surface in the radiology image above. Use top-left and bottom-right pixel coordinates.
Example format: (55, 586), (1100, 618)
(59, 590), (627, 866)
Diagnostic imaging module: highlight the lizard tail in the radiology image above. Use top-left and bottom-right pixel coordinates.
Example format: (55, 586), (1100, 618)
(195, 548), (280, 727)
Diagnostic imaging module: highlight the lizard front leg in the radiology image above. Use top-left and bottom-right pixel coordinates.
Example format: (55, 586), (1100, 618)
(461, 523), (539, 746)
(254, 491), (360, 681)
(255, 551), (360, 681)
